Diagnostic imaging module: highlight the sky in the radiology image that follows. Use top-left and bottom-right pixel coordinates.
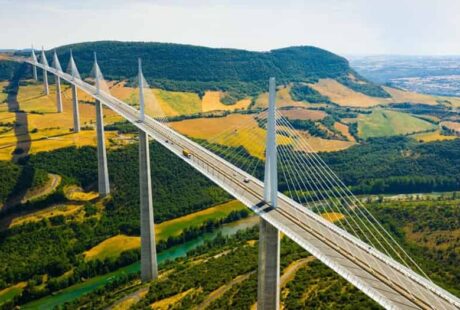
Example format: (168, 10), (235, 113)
(1, 0), (460, 55)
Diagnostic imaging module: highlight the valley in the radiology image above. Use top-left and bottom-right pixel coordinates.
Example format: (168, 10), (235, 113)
(0, 42), (459, 309)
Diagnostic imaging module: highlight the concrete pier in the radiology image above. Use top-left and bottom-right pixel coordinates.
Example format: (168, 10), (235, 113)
(95, 99), (110, 196)
(71, 84), (80, 132)
(43, 68), (49, 95)
(258, 219), (280, 310)
(139, 130), (158, 282)
(40, 48), (49, 95)
(56, 76), (63, 112)
(32, 65), (37, 81)
(31, 48), (38, 81)
(257, 77), (280, 310)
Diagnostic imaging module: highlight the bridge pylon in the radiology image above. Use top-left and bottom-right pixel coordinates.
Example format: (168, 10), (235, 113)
(94, 53), (110, 197)
(138, 58), (145, 122)
(138, 58), (158, 282)
(258, 77), (280, 310)
(31, 46), (38, 81)
(69, 50), (80, 132)
(40, 47), (49, 95)
(53, 51), (63, 113)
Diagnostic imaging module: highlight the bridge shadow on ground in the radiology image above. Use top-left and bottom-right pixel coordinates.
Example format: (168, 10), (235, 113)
(2, 64), (36, 212)
(7, 64), (31, 162)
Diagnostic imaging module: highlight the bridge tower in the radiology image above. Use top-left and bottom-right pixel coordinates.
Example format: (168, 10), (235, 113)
(31, 46), (38, 81)
(258, 77), (280, 310)
(69, 50), (80, 132)
(138, 58), (145, 122)
(40, 47), (49, 95)
(94, 53), (110, 197)
(138, 58), (158, 282)
(52, 51), (63, 113)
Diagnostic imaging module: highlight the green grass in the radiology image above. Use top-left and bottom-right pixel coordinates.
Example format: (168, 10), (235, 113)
(156, 200), (246, 240)
(358, 109), (436, 139)
(0, 283), (25, 306)
(154, 89), (201, 115)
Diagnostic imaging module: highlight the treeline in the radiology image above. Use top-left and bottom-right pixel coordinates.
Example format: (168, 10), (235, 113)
(321, 136), (460, 194)
(0, 60), (21, 81)
(13, 41), (360, 99)
(0, 161), (48, 205)
(336, 75), (391, 97)
(289, 83), (332, 103)
(156, 209), (249, 252)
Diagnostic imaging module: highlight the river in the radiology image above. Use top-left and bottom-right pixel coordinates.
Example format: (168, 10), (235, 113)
(22, 215), (260, 309)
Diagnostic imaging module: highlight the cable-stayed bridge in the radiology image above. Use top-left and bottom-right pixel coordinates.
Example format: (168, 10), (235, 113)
(5, 49), (460, 310)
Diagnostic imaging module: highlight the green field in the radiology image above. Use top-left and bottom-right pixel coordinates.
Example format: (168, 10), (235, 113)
(154, 89), (201, 115)
(84, 200), (246, 262)
(358, 109), (436, 139)
(156, 200), (246, 240)
(0, 283), (26, 306)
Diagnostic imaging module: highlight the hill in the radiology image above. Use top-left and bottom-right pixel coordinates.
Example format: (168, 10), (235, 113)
(8, 41), (387, 101)
(357, 109), (436, 139)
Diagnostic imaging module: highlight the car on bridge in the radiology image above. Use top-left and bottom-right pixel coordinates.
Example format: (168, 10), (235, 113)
(182, 149), (192, 158)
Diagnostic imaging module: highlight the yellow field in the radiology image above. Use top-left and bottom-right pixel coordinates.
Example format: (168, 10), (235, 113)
(309, 79), (391, 107)
(201, 91), (251, 112)
(0, 129), (118, 161)
(255, 86), (306, 109)
(307, 79), (460, 108)
(441, 121), (460, 133)
(411, 130), (457, 142)
(0, 81), (8, 103)
(280, 108), (326, 121)
(383, 87), (439, 105)
(9, 204), (82, 228)
(0, 83), (122, 160)
(321, 212), (345, 222)
(64, 185), (99, 201)
(150, 288), (195, 309)
(112, 288), (148, 310)
(294, 131), (355, 153)
(170, 114), (292, 159)
(333, 122), (355, 142)
(84, 235), (140, 261)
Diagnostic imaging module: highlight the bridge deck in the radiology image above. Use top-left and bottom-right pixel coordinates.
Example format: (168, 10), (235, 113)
(16, 58), (460, 310)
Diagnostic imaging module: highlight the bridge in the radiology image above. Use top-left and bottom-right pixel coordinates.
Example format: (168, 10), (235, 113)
(5, 48), (460, 310)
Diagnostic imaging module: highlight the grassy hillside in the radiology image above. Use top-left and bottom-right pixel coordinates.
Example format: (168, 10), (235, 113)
(8, 41), (387, 99)
(358, 110), (436, 139)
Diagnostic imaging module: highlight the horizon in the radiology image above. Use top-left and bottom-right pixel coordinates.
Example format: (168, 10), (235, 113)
(2, 0), (460, 56)
(3, 40), (460, 58)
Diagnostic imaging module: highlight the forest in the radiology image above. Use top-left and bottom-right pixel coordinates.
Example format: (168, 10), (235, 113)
(0, 141), (231, 301)
(2, 41), (388, 100)
(56, 197), (460, 309)
(321, 136), (460, 194)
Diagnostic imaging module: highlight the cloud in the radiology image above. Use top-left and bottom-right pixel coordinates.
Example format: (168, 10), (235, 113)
(1, 0), (459, 55)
